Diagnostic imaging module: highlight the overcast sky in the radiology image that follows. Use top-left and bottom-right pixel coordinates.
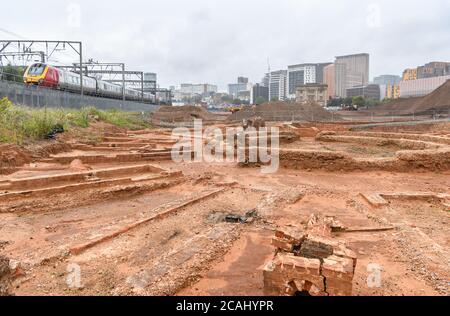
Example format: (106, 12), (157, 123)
(1, 0), (449, 90)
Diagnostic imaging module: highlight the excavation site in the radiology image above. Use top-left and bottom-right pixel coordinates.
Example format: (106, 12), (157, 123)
(0, 106), (448, 297)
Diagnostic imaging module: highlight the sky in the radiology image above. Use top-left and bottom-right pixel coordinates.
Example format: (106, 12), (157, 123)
(1, 0), (449, 91)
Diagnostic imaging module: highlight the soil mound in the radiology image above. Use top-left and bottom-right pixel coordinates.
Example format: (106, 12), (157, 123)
(152, 106), (223, 123)
(375, 79), (450, 115)
(0, 144), (31, 174)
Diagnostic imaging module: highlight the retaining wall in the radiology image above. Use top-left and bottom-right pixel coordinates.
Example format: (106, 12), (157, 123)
(0, 80), (158, 112)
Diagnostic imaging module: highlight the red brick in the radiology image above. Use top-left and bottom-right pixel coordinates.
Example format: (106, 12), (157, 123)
(291, 274), (325, 292)
(308, 224), (332, 237)
(275, 227), (305, 243)
(333, 246), (358, 272)
(326, 278), (353, 296)
(277, 254), (321, 277)
(322, 255), (354, 282)
(271, 237), (293, 252)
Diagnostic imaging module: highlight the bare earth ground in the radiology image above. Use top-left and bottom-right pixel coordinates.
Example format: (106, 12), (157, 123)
(0, 121), (449, 296)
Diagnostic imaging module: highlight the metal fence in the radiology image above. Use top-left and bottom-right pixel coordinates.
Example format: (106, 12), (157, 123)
(337, 109), (450, 123)
(0, 78), (159, 112)
(151, 109), (450, 128)
(229, 109), (450, 123)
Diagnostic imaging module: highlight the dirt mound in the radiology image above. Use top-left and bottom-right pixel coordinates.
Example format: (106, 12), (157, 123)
(69, 159), (92, 172)
(374, 79), (450, 115)
(0, 144), (31, 174)
(227, 102), (340, 122)
(151, 106), (223, 123)
(0, 141), (72, 175)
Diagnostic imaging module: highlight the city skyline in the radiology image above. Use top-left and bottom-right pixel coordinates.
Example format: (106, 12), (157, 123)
(1, 0), (449, 90)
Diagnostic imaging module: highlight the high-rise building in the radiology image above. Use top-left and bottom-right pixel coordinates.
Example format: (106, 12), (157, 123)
(373, 75), (401, 86)
(269, 70), (287, 101)
(323, 64), (335, 98)
(334, 53), (370, 97)
(287, 64), (316, 99)
(402, 68), (418, 81)
(228, 82), (252, 98)
(178, 83), (217, 99)
(250, 83), (269, 104)
(237, 77), (249, 84)
(417, 62), (450, 79)
(286, 63), (332, 99)
(262, 73), (270, 88)
(386, 83), (400, 99)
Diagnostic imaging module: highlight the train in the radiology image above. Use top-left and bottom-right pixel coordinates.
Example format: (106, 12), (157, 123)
(23, 63), (153, 103)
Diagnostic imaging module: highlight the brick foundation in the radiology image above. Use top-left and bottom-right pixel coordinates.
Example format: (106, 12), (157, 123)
(263, 224), (357, 296)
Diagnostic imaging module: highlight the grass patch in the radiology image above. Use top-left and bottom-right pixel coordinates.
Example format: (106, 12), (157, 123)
(0, 98), (152, 144)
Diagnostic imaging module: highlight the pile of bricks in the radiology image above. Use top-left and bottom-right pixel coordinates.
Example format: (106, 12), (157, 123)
(263, 226), (357, 296)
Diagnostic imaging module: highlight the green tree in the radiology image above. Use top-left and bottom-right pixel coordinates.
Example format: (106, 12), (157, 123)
(327, 98), (343, 107)
(255, 96), (267, 105)
(1, 64), (24, 83)
(270, 96), (279, 102)
(221, 95), (233, 103)
(232, 99), (242, 105)
(342, 97), (353, 106)
(352, 96), (365, 108)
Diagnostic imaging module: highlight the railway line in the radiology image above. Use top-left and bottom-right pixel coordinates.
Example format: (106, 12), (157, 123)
(23, 63), (154, 103)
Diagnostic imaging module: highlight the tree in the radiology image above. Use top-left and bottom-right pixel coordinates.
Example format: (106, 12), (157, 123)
(0, 64), (24, 83)
(327, 98), (343, 107)
(232, 99), (242, 105)
(221, 95), (233, 103)
(255, 96), (266, 105)
(365, 98), (381, 108)
(270, 96), (279, 102)
(352, 96), (365, 108)
(343, 97), (353, 106)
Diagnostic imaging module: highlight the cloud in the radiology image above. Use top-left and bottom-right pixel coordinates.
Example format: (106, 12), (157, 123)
(1, 0), (449, 90)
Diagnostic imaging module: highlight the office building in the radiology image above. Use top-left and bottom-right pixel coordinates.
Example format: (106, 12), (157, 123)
(346, 84), (381, 101)
(386, 83), (400, 99)
(180, 83), (217, 96)
(323, 64), (336, 98)
(399, 75), (450, 98)
(402, 68), (418, 81)
(335, 53), (370, 97)
(250, 83), (269, 104)
(238, 77), (249, 84)
(373, 75), (401, 86)
(269, 70), (287, 101)
(417, 62), (450, 79)
(286, 63), (332, 99)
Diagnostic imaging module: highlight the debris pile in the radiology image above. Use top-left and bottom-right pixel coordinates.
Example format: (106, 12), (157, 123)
(263, 219), (356, 296)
